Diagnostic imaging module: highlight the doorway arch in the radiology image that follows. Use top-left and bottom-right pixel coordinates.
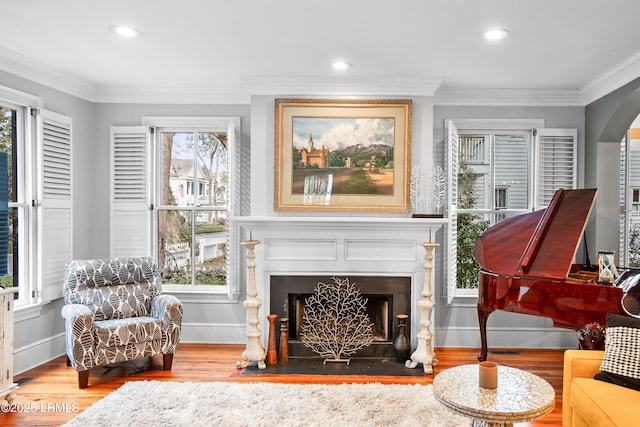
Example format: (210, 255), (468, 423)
(587, 80), (640, 264)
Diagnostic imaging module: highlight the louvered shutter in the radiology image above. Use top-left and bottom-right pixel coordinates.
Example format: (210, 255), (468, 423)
(226, 119), (240, 298)
(38, 110), (72, 302)
(446, 120), (459, 304)
(535, 128), (577, 209)
(110, 126), (152, 257)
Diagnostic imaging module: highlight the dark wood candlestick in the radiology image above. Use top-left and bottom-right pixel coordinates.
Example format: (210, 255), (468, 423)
(267, 314), (278, 365)
(279, 317), (289, 362)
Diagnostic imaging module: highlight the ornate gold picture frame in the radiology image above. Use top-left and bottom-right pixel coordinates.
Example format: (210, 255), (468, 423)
(274, 98), (412, 212)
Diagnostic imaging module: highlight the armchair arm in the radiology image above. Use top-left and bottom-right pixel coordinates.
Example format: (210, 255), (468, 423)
(152, 294), (183, 353)
(61, 304), (96, 371)
(562, 349), (605, 427)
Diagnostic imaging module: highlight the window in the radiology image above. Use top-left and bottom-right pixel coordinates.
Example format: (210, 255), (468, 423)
(0, 104), (24, 301)
(633, 188), (640, 211)
(157, 130), (229, 287)
(0, 86), (72, 311)
(110, 117), (242, 300)
(495, 188), (507, 209)
(446, 120), (577, 301)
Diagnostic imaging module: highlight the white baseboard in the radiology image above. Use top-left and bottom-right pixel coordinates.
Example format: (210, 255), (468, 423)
(177, 322), (246, 344)
(14, 332), (66, 375)
(434, 326), (578, 349)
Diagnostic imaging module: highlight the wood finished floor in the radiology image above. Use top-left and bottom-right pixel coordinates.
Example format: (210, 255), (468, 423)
(6, 344), (565, 426)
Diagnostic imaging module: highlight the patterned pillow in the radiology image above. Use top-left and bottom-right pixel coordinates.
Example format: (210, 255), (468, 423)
(594, 313), (640, 391)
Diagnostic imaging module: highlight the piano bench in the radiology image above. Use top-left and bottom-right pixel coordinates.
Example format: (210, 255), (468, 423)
(562, 349), (638, 427)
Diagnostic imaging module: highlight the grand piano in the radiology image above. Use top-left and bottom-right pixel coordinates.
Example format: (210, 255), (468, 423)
(475, 188), (640, 361)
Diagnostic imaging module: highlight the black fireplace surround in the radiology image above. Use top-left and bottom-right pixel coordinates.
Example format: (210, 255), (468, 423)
(269, 275), (411, 358)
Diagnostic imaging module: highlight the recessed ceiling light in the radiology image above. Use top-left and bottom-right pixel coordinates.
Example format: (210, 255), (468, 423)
(109, 25), (143, 38)
(483, 28), (510, 41)
(332, 61), (352, 71)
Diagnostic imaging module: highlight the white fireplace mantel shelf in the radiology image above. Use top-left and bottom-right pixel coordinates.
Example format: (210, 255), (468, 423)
(232, 215), (449, 225)
(232, 216), (448, 238)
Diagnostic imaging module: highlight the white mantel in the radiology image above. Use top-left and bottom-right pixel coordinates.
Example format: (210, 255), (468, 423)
(232, 216), (448, 349)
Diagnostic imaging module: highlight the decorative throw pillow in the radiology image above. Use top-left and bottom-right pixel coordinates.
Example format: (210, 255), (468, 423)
(594, 313), (640, 391)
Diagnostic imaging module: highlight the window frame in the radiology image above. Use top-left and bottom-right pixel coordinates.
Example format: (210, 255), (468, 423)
(0, 99), (33, 309)
(142, 116), (241, 302)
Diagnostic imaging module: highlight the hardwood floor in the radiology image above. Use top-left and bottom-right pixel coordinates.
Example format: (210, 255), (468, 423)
(5, 344), (565, 426)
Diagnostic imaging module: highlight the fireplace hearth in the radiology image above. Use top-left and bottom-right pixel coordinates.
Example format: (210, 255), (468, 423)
(270, 275), (411, 358)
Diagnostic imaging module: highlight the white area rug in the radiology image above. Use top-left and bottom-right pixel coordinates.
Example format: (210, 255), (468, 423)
(63, 380), (472, 427)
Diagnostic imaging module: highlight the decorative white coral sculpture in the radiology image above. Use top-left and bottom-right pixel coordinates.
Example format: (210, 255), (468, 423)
(411, 165), (428, 214)
(300, 277), (374, 363)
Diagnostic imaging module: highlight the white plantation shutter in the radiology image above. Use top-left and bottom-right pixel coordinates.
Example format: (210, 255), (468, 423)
(110, 126), (152, 257)
(446, 120), (459, 304)
(38, 110), (72, 302)
(535, 128), (577, 209)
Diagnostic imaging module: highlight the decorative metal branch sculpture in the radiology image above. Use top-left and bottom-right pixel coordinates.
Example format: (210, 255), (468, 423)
(300, 277), (374, 364)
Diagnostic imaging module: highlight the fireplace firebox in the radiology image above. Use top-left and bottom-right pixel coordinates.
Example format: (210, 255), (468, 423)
(270, 275), (411, 358)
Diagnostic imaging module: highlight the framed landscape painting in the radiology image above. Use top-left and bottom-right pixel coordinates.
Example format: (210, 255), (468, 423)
(274, 98), (412, 212)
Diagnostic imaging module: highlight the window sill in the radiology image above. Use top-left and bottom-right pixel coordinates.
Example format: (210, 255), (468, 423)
(454, 288), (479, 298)
(163, 286), (241, 304)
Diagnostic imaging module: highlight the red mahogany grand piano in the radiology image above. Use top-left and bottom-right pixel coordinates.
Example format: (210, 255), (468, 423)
(475, 188), (640, 361)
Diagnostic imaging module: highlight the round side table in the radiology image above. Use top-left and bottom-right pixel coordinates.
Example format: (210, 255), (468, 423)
(433, 364), (555, 427)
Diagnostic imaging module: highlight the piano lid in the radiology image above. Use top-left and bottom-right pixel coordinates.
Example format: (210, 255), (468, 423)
(474, 188), (597, 279)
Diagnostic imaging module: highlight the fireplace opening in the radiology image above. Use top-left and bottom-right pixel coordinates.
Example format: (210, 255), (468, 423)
(270, 275), (411, 358)
(290, 293), (392, 342)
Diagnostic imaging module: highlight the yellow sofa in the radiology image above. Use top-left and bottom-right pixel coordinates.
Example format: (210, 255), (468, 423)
(563, 349), (639, 426)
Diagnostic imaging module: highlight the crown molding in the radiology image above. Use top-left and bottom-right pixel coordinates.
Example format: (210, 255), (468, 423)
(0, 46), (95, 102)
(433, 88), (585, 107)
(580, 49), (640, 105)
(92, 86), (251, 104)
(240, 76), (445, 97)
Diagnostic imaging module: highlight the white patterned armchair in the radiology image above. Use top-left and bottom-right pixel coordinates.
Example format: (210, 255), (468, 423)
(61, 257), (183, 388)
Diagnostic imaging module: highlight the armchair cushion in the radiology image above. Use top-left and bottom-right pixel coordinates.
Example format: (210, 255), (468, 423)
(94, 317), (163, 348)
(64, 257), (160, 321)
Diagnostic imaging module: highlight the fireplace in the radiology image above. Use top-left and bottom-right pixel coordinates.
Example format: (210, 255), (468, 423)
(270, 275), (411, 358)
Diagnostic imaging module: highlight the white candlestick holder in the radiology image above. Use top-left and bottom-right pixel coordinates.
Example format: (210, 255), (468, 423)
(406, 241), (439, 374)
(236, 239), (266, 369)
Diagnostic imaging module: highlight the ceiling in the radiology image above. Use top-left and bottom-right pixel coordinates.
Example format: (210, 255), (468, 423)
(1, 1), (639, 104)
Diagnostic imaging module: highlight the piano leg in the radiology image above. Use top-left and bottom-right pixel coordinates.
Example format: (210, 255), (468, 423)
(477, 306), (493, 362)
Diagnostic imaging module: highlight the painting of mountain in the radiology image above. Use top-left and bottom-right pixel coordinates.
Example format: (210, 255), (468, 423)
(292, 117), (395, 195)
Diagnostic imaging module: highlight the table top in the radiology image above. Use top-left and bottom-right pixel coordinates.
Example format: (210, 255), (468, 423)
(433, 364), (555, 424)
